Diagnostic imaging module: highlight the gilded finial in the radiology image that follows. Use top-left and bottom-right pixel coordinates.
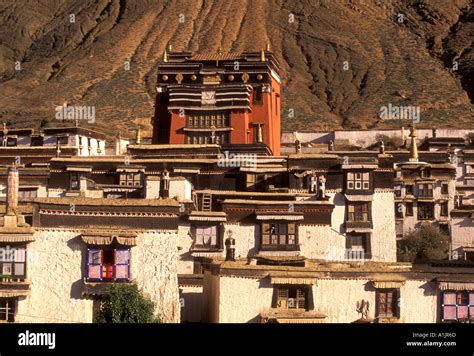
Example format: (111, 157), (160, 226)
(168, 43), (172, 52)
(261, 49), (266, 62)
(266, 43), (271, 51)
(163, 49), (168, 63)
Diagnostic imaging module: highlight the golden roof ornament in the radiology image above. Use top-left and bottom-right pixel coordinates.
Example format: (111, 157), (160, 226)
(168, 44), (172, 52)
(163, 49), (168, 63)
(409, 125), (418, 162)
(261, 49), (266, 62)
(242, 73), (249, 83)
(266, 43), (271, 51)
(176, 73), (184, 84)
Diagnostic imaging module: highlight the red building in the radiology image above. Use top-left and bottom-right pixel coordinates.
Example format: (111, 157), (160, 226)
(153, 48), (281, 155)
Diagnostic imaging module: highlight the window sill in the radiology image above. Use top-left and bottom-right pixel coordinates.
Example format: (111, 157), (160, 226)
(82, 279), (133, 296)
(375, 316), (400, 323)
(260, 245), (301, 252)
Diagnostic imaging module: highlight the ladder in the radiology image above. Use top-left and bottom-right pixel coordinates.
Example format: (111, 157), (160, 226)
(201, 193), (212, 212)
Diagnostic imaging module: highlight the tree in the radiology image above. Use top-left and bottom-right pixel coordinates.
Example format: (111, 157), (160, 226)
(96, 284), (160, 323)
(397, 225), (449, 263)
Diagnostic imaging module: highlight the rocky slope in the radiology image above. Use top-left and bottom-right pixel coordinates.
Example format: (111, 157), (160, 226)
(0, 0), (472, 138)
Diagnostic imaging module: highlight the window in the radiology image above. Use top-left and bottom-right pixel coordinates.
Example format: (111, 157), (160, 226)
(406, 202), (414, 216)
(19, 188), (37, 202)
(31, 136), (43, 146)
(440, 202), (449, 217)
(376, 289), (399, 318)
(186, 132), (229, 145)
(405, 184), (413, 195)
(394, 186), (401, 197)
(421, 168), (431, 178)
(275, 286), (307, 310)
(119, 173), (142, 186)
(418, 202), (434, 220)
(346, 234), (371, 259)
(442, 291), (474, 322)
(418, 183), (433, 197)
(395, 221), (403, 236)
(186, 112), (229, 128)
(87, 248), (130, 281)
(253, 87), (263, 104)
(6, 137), (17, 147)
(441, 183), (449, 195)
(253, 124), (263, 143)
(347, 203), (370, 221)
(70, 172), (80, 190)
(395, 203), (403, 219)
(56, 136), (68, 145)
(193, 226), (219, 249)
(347, 172), (370, 190)
(0, 245), (26, 280)
(261, 223), (297, 249)
(0, 299), (15, 322)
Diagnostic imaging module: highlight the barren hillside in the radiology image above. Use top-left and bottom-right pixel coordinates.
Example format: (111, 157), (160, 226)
(0, 0), (472, 138)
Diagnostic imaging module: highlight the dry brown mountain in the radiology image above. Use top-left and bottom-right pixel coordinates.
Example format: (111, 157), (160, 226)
(0, 0), (472, 139)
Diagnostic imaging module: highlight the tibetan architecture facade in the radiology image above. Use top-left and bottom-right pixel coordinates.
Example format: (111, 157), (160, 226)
(0, 51), (473, 324)
(153, 47), (281, 155)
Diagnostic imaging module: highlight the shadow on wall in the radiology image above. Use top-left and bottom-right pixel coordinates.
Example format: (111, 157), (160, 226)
(67, 235), (87, 300)
(248, 224), (260, 258)
(333, 192), (346, 235)
(419, 281), (437, 297)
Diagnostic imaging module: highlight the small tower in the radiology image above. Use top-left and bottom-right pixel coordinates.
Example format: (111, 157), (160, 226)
(409, 125), (419, 162)
(136, 125), (142, 144)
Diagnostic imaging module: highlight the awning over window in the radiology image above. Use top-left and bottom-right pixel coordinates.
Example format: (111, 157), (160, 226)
(438, 281), (474, 291)
(188, 211), (227, 222)
(255, 214), (304, 221)
(341, 164), (378, 170)
(0, 290), (29, 298)
(116, 166), (145, 173)
(81, 234), (137, 246)
(269, 276), (318, 285)
(190, 251), (223, 258)
(344, 194), (373, 202)
(0, 234), (35, 243)
(66, 166), (92, 172)
(174, 168), (200, 174)
(371, 279), (406, 289)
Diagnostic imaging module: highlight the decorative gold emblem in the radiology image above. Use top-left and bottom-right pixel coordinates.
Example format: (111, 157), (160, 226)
(257, 74), (263, 81)
(242, 73), (249, 83)
(228, 75), (234, 81)
(176, 73), (184, 84)
(191, 75), (197, 81)
(162, 75), (168, 81)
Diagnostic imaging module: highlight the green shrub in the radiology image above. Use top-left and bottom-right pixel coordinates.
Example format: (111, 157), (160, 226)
(96, 284), (160, 323)
(397, 225), (449, 263)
